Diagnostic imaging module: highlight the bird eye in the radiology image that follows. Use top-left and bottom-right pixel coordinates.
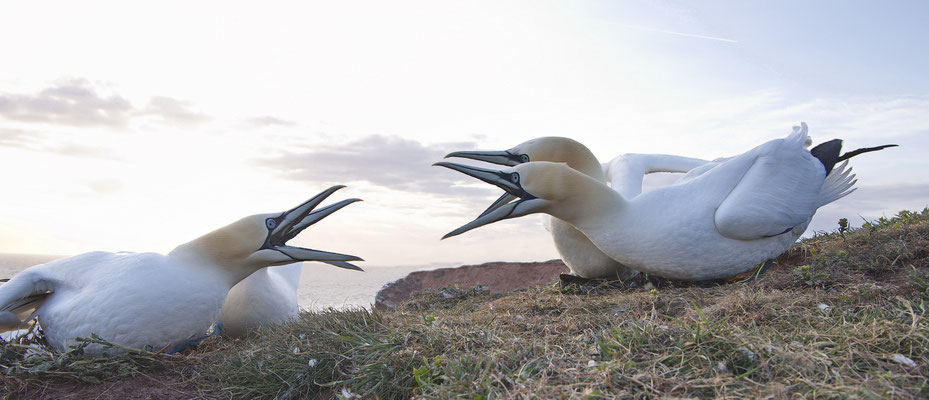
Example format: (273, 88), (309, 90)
(266, 218), (277, 229)
(511, 173), (520, 183)
(519, 154), (530, 163)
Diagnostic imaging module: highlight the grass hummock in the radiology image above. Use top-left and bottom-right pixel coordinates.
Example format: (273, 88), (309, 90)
(3, 208), (928, 399)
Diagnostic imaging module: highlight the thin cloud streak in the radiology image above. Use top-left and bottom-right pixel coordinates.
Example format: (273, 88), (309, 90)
(245, 116), (297, 128)
(614, 23), (738, 43)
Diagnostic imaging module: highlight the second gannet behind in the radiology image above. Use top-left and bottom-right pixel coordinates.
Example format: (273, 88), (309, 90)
(437, 123), (896, 281)
(445, 137), (707, 279)
(0, 186), (363, 354)
(218, 263), (302, 337)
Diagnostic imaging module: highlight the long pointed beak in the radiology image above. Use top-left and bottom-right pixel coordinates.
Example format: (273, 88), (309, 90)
(282, 198), (363, 243)
(276, 185), (346, 239)
(274, 246), (364, 271)
(444, 150), (526, 166)
(265, 185), (364, 271)
(479, 193), (518, 218)
(441, 199), (543, 239)
(433, 161), (543, 239)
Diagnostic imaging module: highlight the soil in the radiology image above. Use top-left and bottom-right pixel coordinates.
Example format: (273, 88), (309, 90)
(374, 259), (569, 310)
(6, 369), (203, 400)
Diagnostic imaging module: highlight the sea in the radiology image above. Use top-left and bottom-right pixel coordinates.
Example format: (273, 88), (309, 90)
(0, 253), (451, 311)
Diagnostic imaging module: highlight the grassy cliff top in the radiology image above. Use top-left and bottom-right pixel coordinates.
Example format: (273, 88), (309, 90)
(3, 209), (929, 399)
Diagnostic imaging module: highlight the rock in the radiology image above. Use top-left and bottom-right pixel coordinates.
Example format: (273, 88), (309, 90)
(374, 259), (569, 310)
(892, 353), (917, 368)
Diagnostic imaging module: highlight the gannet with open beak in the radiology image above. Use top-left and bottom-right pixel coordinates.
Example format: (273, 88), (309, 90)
(0, 186), (363, 353)
(437, 123), (896, 281)
(445, 137), (707, 279)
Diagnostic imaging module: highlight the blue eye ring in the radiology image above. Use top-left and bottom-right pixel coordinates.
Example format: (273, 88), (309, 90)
(511, 173), (520, 183)
(266, 218), (277, 229)
(519, 154), (530, 163)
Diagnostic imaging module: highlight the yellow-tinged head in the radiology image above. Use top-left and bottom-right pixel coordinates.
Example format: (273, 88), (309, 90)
(169, 186), (364, 280)
(433, 161), (617, 239)
(444, 137), (605, 181)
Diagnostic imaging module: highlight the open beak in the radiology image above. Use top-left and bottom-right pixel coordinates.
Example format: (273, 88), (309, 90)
(265, 185), (364, 271)
(433, 162), (544, 239)
(445, 149), (530, 216)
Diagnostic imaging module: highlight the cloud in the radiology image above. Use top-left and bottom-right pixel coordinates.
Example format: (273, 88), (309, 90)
(0, 127), (120, 160)
(0, 78), (133, 129)
(139, 96), (210, 126)
(0, 79), (211, 130)
(255, 135), (492, 196)
(0, 128), (36, 147)
(245, 116), (297, 128)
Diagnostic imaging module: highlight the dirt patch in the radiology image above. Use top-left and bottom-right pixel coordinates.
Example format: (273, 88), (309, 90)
(5, 369), (204, 400)
(374, 259), (569, 310)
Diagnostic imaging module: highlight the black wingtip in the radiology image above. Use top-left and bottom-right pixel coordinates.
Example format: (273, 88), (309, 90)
(810, 139), (843, 174)
(810, 140), (897, 174)
(837, 144), (898, 162)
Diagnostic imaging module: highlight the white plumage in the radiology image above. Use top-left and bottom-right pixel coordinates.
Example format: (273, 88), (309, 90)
(218, 263), (302, 337)
(0, 186), (362, 353)
(445, 137), (708, 278)
(438, 123), (893, 281)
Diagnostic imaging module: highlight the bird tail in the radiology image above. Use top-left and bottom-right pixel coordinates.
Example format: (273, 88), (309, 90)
(817, 160), (857, 208)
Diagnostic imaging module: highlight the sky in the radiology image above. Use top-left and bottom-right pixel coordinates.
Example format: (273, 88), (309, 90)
(1, 0), (927, 268)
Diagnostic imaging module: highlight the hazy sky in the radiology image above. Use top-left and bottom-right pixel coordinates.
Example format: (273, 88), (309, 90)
(1, 1), (927, 268)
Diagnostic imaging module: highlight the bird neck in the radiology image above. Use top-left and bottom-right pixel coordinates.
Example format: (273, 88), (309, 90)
(557, 144), (606, 182)
(543, 168), (627, 234)
(168, 226), (264, 287)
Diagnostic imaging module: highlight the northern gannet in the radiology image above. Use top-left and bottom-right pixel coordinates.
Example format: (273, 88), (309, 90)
(445, 137), (707, 279)
(0, 186), (363, 353)
(437, 123), (896, 281)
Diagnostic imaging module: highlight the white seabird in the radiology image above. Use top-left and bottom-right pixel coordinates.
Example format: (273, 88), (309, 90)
(437, 123), (895, 281)
(0, 186), (363, 353)
(218, 263), (302, 337)
(445, 137), (708, 279)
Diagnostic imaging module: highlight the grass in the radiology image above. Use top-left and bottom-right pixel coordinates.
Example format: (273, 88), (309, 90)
(2, 208), (929, 399)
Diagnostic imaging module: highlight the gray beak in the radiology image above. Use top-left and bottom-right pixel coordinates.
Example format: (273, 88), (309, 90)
(444, 150), (528, 166)
(264, 185), (364, 271)
(433, 162), (543, 239)
(444, 149), (532, 216)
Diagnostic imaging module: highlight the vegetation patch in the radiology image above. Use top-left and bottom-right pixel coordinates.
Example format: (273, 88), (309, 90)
(3, 208), (928, 399)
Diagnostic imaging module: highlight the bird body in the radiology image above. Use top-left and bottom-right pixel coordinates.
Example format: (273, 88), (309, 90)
(438, 123), (894, 281)
(218, 263), (302, 337)
(0, 186), (363, 353)
(6, 251), (228, 352)
(446, 137), (707, 279)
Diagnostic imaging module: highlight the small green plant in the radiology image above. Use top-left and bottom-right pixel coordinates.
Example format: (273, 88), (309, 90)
(794, 264), (829, 286)
(838, 217), (850, 239)
(412, 356), (443, 389)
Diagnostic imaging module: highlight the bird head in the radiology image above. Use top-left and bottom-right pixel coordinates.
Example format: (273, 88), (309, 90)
(443, 137), (603, 217)
(434, 161), (599, 239)
(171, 186), (363, 277)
